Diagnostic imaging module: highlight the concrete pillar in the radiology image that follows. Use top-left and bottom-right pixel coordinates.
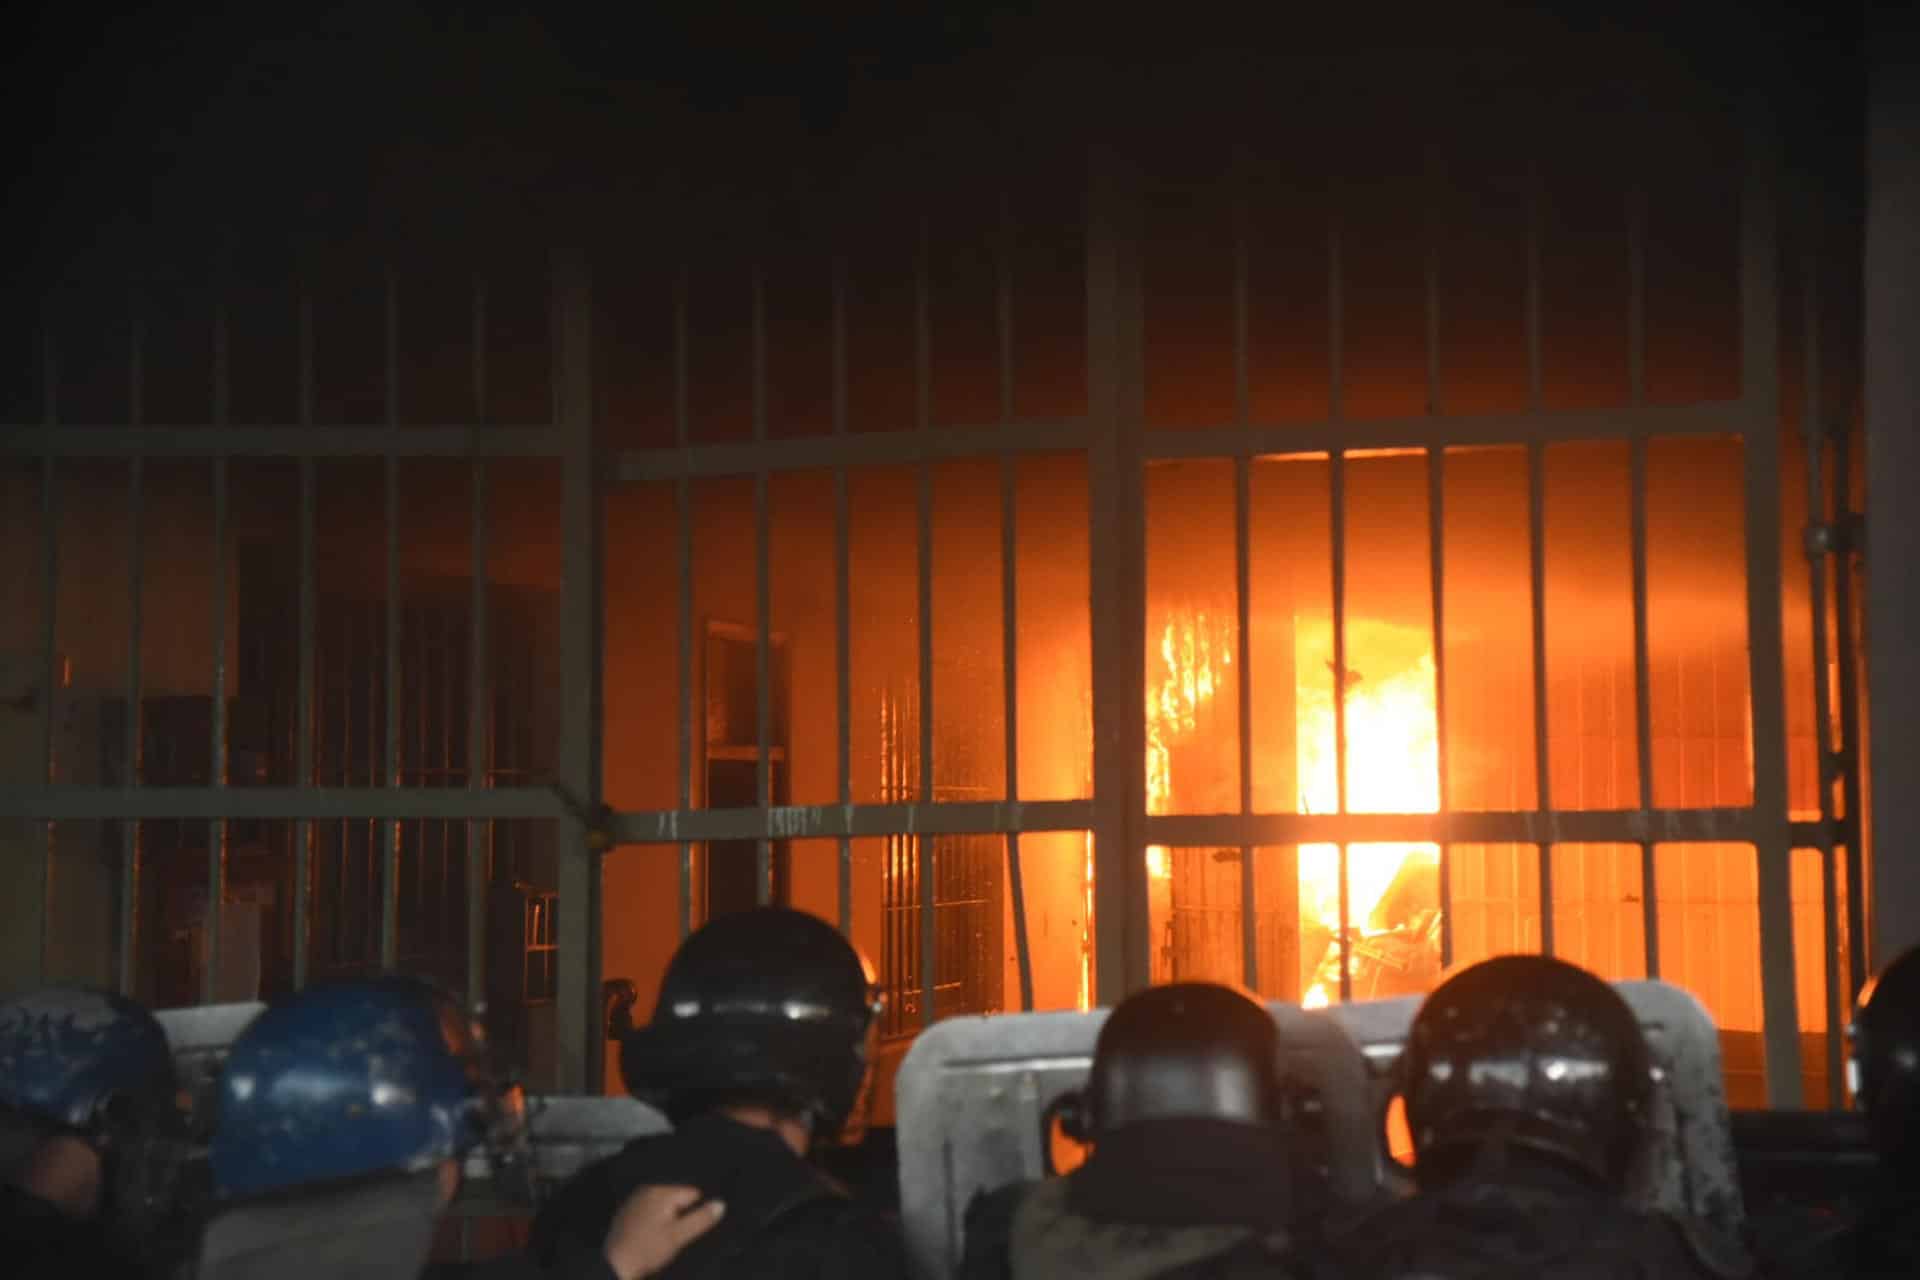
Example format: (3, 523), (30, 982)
(1865, 2), (1920, 970)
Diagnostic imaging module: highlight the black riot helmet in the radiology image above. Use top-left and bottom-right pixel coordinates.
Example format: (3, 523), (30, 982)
(1403, 955), (1652, 1193)
(620, 908), (884, 1140)
(1848, 943), (1920, 1177)
(1049, 982), (1292, 1230)
(1060, 982), (1285, 1141)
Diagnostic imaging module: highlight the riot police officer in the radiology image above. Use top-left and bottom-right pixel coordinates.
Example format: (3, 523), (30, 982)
(963, 981), (1315, 1280)
(529, 907), (908, 1280)
(1824, 942), (1920, 1274)
(0, 986), (193, 1277)
(197, 973), (719, 1280)
(1324, 954), (1746, 1279)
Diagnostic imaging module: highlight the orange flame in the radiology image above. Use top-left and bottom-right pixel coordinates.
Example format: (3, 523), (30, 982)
(1145, 611), (1440, 1005)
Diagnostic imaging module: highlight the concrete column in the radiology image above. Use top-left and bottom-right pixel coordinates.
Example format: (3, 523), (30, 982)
(1865, 3), (1920, 970)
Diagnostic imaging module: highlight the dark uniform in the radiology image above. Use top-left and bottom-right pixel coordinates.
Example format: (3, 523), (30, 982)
(965, 983), (1318, 1280)
(1771, 944), (1920, 1279)
(1323, 955), (1747, 1280)
(530, 908), (906, 1280)
(531, 1112), (904, 1280)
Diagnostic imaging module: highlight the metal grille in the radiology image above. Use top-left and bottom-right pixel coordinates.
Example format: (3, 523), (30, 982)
(0, 89), (1869, 1110)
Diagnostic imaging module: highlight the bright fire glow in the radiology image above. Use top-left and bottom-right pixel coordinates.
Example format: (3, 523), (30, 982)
(1146, 610), (1441, 1004)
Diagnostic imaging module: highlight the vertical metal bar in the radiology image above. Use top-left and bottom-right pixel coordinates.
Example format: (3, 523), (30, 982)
(996, 193), (1031, 1005)
(1630, 434), (1659, 976)
(1425, 145), (1443, 417)
(467, 457), (490, 1006)
(465, 274), (489, 1006)
(1002, 456), (1032, 1009)
(294, 290), (316, 990)
(1235, 453), (1256, 989)
(379, 452), (400, 968)
(676, 476), (695, 938)
(674, 270), (694, 937)
(1740, 105), (1803, 1109)
(555, 249), (604, 1093)
(1629, 188), (1648, 409)
(1527, 164), (1544, 411)
(1232, 156), (1258, 991)
(205, 300), (231, 1006)
(1331, 452), (1352, 1002)
(754, 466), (772, 900)
(1529, 440), (1555, 956)
(35, 443), (56, 984)
(296, 460), (316, 990)
(916, 216), (937, 1027)
(1429, 447), (1453, 968)
(1801, 238), (1846, 1105)
(118, 306), (145, 998)
(754, 267), (774, 899)
(1831, 414), (1867, 1007)
(834, 257), (853, 934)
(1087, 146), (1151, 1001)
(998, 191), (1016, 425)
(917, 482), (936, 1027)
(1328, 194), (1344, 421)
(1628, 174), (1659, 978)
(376, 270), (401, 971)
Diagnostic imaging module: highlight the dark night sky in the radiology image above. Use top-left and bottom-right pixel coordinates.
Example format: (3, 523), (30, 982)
(1, 2), (1866, 305)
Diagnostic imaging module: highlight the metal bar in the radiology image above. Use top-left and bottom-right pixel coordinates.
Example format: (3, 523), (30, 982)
(1145, 808), (1776, 848)
(995, 195), (1030, 1004)
(1426, 145), (1443, 417)
(1140, 404), (1740, 459)
(1331, 451), (1352, 1002)
(1236, 451), (1257, 989)
(1087, 146), (1151, 1001)
(1429, 447), (1453, 968)
(832, 523), (853, 929)
(118, 309), (146, 997)
(1627, 170), (1659, 979)
(1526, 160), (1552, 951)
(466, 454), (490, 1007)
(206, 453), (230, 1004)
(677, 476), (694, 938)
(32, 326), (57, 982)
(554, 250), (604, 1093)
(754, 263), (774, 898)
(916, 217), (936, 1027)
(294, 460), (316, 990)
(614, 799), (1097, 845)
(292, 290), (316, 990)
(917, 474), (935, 1029)
(754, 467), (772, 897)
(1329, 191), (1344, 420)
(1831, 405), (1867, 1006)
(1232, 161), (1259, 991)
(379, 451), (400, 968)
(0, 426), (562, 457)
(0, 785), (1781, 843)
(464, 273), (489, 1004)
(1801, 236), (1846, 1106)
(1629, 187), (1648, 408)
(1002, 456), (1033, 1009)
(1740, 105), (1803, 1108)
(1527, 163), (1544, 411)
(998, 190), (1016, 425)
(834, 256), (853, 934)
(1630, 433), (1659, 978)
(675, 269), (694, 938)
(1528, 440), (1554, 955)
